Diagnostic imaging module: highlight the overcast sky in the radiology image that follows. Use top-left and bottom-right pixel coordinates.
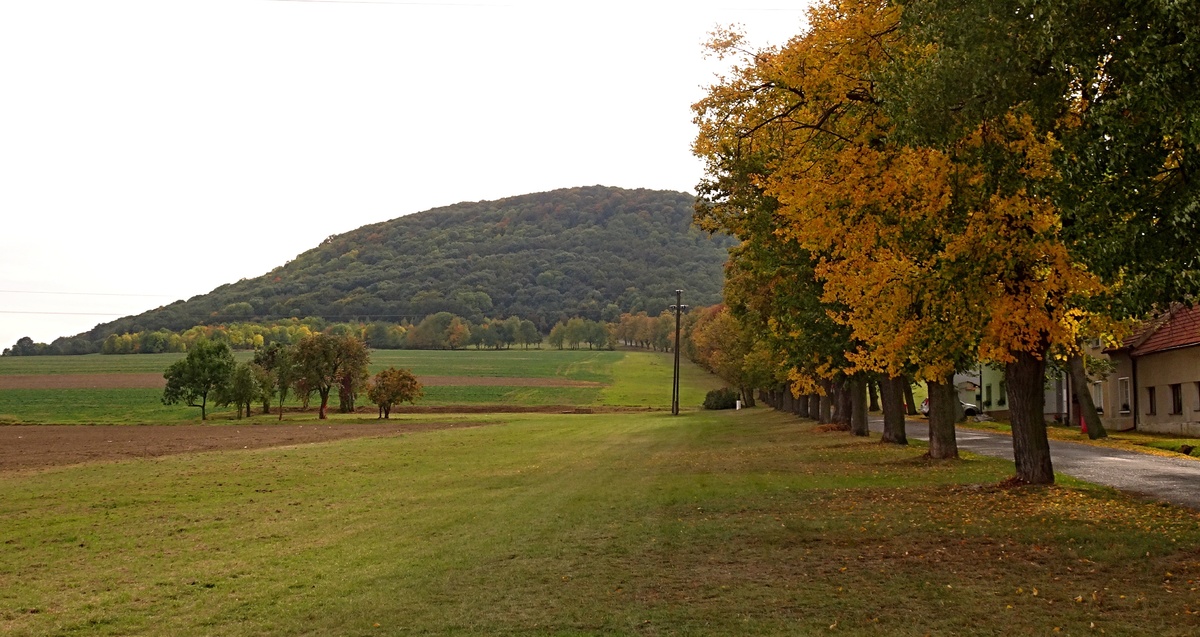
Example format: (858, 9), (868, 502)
(0, 0), (809, 350)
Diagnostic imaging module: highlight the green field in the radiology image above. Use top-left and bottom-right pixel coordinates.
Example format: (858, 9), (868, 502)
(0, 349), (621, 380)
(0, 388), (186, 425)
(368, 349), (621, 382)
(0, 349), (722, 424)
(0, 352), (194, 375)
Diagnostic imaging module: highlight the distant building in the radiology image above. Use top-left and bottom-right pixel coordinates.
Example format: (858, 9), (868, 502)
(1094, 306), (1200, 436)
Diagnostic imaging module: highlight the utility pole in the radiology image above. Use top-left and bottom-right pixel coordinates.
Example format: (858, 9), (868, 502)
(669, 289), (688, 415)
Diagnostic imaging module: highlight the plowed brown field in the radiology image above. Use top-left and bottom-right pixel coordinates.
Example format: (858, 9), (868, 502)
(0, 421), (484, 472)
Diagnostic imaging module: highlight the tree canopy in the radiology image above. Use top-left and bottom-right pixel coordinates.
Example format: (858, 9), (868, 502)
(693, 0), (1200, 483)
(161, 340), (236, 421)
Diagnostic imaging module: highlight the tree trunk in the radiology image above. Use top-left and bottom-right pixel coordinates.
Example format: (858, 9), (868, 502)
(819, 381), (833, 424)
(902, 379), (918, 415)
(850, 376), (869, 436)
(742, 387), (755, 408)
(868, 378), (880, 412)
(836, 379), (853, 427)
(879, 375), (908, 445)
(926, 378), (959, 459)
(1068, 352), (1107, 439)
(318, 389), (330, 420)
(1007, 348), (1055, 484)
(808, 394), (820, 420)
(796, 388), (810, 419)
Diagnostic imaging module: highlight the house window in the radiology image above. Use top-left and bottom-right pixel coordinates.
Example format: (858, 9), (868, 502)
(1195, 382), (1200, 412)
(998, 381), (1007, 406)
(1171, 384), (1183, 415)
(1147, 387), (1157, 415)
(1092, 382), (1104, 414)
(1118, 377), (1131, 414)
(985, 384), (993, 408)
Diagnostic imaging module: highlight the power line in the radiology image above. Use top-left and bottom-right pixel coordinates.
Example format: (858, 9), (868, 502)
(0, 310), (127, 317)
(0, 289), (176, 299)
(265, 0), (510, 5)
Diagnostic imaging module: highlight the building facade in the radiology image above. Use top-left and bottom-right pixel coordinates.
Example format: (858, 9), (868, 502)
(1095, 306), (1200, 436)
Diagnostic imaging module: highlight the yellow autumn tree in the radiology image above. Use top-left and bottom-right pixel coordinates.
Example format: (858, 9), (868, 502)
(694, 0), (1106, 480)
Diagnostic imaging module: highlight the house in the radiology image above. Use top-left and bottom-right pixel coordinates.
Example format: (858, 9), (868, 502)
(1094, 305), (1200, 436)
(954, 365), (1068, 423)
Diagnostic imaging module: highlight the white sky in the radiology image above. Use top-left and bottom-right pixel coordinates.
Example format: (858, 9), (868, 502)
(0, 0), (809, 350)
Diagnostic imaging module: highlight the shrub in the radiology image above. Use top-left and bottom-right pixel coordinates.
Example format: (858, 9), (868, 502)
(703, 387), (740, 410)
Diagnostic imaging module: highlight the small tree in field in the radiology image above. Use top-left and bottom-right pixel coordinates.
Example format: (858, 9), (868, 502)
(291, 333), (371, 419)
(367, 367), (423, 419)
(162, 340), (235, 420)
(215, 361), (260, 419)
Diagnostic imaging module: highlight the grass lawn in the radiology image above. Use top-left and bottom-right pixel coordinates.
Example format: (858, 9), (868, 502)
(4, 407), (1200, 635)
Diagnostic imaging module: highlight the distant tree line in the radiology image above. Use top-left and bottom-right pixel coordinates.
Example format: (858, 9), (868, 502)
(4, 311), (636, 356)
(612, 311), (678, 352)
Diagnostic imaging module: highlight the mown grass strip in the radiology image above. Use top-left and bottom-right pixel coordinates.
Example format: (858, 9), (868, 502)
(600, 349), (725, 408)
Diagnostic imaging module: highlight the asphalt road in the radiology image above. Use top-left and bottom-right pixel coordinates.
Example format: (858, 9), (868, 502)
(869, 417), (1200, 510)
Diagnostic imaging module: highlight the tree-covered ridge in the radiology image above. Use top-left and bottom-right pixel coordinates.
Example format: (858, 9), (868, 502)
(68, 186), (734, 348)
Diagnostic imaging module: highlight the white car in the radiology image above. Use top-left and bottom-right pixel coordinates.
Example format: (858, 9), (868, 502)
(920, 398), (980, 417)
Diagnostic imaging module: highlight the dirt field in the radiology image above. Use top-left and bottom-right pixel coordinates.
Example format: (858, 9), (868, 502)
(0, 421), (483, 473)
(0, 374), (600, 390)
(0, 373), (167, 389)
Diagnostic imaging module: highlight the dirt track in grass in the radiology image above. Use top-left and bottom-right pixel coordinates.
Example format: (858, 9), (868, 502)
(0, 374), (602, 390)
(0, 421), (485, 472)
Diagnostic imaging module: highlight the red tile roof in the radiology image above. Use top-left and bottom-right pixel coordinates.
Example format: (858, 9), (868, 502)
(1132, 305), (1200, 357)
(1106, 310), (1171, 353)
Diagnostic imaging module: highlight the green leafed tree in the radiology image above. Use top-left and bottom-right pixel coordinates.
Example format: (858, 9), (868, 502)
(517, 319), (541, 349)
(161, 340), (236, 420)
(215, 362), (261, 419)
(291, 333), (371, 419)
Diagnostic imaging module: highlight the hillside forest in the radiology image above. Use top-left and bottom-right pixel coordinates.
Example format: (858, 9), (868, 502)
(5, 186), (732, 356)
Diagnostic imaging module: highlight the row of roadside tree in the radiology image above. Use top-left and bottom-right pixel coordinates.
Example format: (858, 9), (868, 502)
(691, 0), (1200, 484)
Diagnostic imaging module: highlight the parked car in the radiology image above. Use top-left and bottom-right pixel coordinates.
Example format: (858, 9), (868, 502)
(919, 398), (980, 417)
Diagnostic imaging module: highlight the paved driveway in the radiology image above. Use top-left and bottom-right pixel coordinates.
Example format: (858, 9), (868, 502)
(870, 417), (1200, 510)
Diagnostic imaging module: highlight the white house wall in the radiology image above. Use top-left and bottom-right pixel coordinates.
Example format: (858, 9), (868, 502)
(1136, 346), (1200, 436)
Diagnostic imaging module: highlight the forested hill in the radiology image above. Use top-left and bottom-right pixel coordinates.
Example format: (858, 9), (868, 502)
(74, 186), (734, 342)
